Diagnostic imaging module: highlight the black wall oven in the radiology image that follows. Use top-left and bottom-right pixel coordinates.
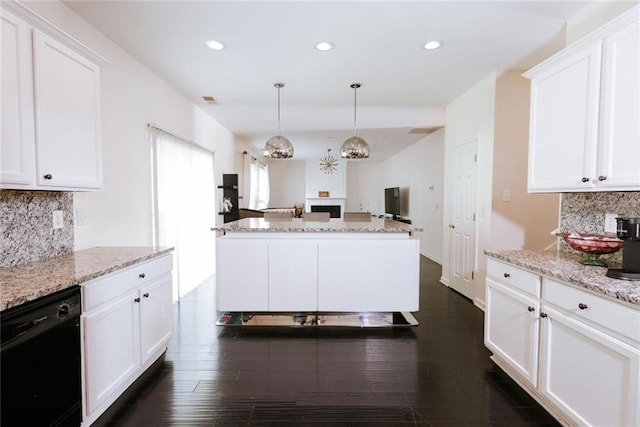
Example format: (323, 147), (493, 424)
(1, 286), (82, 426)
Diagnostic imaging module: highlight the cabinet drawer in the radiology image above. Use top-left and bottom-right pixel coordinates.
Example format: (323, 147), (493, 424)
(83, 254), (173, 311)
(543, 278), (640, 346)
(487, 259), (541, 297)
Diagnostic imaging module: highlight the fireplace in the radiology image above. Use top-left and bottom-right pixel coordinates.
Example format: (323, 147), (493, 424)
(311, 205), (341, 218)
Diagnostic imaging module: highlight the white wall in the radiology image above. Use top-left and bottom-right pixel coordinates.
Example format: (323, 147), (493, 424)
(268, 161), (306, 208)
(346, 162), (383, 214)
(23, 1), (241, 250)
(381, 130), (445, 262)
(442, 73), (496, 307)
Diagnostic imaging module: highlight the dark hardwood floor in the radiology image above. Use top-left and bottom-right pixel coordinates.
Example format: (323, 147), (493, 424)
(94, 256), (559, 426)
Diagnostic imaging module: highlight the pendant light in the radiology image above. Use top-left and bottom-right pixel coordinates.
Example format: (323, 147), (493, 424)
(264, 82), (294, 159)
(340, 82), (370, 159)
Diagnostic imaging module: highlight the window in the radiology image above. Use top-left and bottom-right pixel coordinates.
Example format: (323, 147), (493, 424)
(151, 125), (215, 301)
(247, 156), (270, 210)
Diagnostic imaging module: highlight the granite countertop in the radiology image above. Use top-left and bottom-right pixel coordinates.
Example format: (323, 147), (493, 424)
(485, 249), (640, 307)
(212, 217), (423, 233)
(0, 246), (173, 311)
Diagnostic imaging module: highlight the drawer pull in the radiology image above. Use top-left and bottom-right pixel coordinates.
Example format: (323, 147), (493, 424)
(139, 273), (146, 279)
(598, 175), (607, 181)
(578, 303), (588, 310)
(540, 312), (548, 318)
(134, 297), (141, 303)
(527, 306), (535, 312)
(43, 173), (52, 180)
(503, 273), (510, 278)
(143, 293), (150, 298)
(581, 177), (589, 183)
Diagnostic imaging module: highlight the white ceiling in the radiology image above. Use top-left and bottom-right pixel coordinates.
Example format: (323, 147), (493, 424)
(63, 0), (595, 161)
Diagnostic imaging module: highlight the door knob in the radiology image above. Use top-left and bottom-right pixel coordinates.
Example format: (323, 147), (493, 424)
(540, 312), (548, 318)
(578, 303), (588, 310)
(43, 174), (52, 180)
(581, 177), (589, 183)
(598, 176), (607, 181)
(527, 306), (535, 312)
(448, 224), (455, 229)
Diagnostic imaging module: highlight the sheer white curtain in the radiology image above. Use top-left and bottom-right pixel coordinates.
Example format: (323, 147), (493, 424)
(248, 156), (270, 210)
(151, 126), (215, 302)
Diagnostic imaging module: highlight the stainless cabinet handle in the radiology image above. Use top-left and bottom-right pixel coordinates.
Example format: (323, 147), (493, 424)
(134, 297), (141, 303)
(581, 177), (589, 183)
(598, 176), (607, 181)
(44, 174), (52, 180)
(578, 303), (588, 310)
(143, 293), (150, 298)
(527, 306), (535, 312)
(540, 312), (548, 318)
(503, 273), (510, 278)
(139, 273), (146, 279)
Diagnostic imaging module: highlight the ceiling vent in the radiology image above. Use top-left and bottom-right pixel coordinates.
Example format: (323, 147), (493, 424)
(202, 96), (217, 104)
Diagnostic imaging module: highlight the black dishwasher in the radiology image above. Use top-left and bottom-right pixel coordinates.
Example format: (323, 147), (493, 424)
(1, 286), (82, 426)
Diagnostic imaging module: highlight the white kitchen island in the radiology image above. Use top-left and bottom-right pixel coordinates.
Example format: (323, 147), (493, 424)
(212, 218), (421, 324)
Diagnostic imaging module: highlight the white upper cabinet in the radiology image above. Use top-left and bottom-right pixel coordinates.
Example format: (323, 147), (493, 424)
(0, 3), (104, 191)
(1, 9), (36, 185)
(525, 6), (639, 192)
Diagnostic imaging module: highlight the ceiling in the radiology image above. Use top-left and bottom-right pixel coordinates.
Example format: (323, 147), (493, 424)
(63, 0), (595, 161)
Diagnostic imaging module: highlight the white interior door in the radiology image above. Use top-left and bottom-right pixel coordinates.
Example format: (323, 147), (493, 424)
(449, 140), (477, 300)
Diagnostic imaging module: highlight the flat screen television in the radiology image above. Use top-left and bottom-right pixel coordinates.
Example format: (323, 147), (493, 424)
(384, 187), (400, 219)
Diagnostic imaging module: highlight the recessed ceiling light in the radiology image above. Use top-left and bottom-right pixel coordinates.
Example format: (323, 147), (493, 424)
(422, 40), (441, 50)
(206, 39), (225, 50)
(315, 41), (335, 51)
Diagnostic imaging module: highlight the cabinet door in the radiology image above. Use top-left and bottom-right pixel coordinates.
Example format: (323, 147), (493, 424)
(83, 291), (140, 415)
(527, 42), (602, 192)
(0, 8), (35, 186)
(485, 278), (540, 387)
(33, 30), (102, 189)
(539, 306), (640, 426)
(597, 17), (640, 190)
(268, 240), (318, 311)
(139, 275), (173, 365)
(317, 238), (419, 311)
(216, 238), (268, 311)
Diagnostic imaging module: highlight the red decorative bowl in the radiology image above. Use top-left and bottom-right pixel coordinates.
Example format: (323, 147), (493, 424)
(556, 232), (623, 255)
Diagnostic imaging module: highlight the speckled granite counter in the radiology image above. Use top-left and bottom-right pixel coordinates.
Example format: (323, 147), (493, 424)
(212, 217), (422, 234)
(485, 249), (640, 307)
(0, 246), (173, 311)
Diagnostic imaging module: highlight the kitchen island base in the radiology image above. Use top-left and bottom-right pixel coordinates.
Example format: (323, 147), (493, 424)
(214, 218), (422, 315)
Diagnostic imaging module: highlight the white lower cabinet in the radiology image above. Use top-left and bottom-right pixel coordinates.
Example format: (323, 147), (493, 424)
(216, 239), (268, 311)
(485, 258), (640, 426)
(81, 254), (173, 426)
(83, 291), (139, 416)
(317, 239), (419, 312)
(268, 240), (318, 311)
(485, 278), (539, 387)
(539, 305), (640, 426)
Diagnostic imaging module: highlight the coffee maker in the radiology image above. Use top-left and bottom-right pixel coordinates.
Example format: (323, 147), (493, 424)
(606, 217), (640, 280)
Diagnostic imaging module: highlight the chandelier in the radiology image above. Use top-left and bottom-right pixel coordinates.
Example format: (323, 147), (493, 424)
(320, 149), (338, 174)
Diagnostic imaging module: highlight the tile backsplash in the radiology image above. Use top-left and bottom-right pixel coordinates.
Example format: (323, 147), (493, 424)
(0, 190), (74, 267)
(559, 191), (640, 265)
